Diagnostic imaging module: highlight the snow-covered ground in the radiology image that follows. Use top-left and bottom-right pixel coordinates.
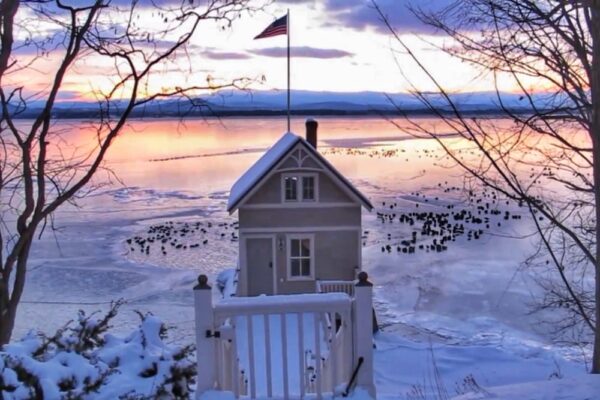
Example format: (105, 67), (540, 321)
(452, 374), (600, 400)
(7, 117), (595, 398)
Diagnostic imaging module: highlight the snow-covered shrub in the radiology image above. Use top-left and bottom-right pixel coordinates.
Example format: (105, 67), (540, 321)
(216, 269), (237, 298)
(0, 301), (195, 399)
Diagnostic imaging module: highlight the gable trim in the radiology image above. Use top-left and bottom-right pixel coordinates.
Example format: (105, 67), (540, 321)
(301, 143), (373, 211)
(227, 138), (300, 215)
(227, 137), (301, 213)
(228, 138), (373, 214)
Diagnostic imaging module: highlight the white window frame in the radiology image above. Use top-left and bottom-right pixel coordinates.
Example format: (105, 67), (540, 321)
(286, 234), (315, 281)
(281, 173), (319, 203)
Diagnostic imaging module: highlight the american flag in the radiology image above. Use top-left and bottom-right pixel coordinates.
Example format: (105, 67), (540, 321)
(254, 15), (287, 39)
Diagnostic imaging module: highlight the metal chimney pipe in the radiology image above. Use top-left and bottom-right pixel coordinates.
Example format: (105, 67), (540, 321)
(306, 118), (318, 149)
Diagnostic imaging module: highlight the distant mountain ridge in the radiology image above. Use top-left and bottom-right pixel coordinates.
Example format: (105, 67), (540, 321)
(11, 89), (546, 119)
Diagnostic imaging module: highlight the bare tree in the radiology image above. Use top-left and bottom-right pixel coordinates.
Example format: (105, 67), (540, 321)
(0, 0), (265, 345)
(372, 0), (600, 371)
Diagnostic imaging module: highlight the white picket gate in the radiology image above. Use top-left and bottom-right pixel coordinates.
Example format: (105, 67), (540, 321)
(194, 274), (376, 400)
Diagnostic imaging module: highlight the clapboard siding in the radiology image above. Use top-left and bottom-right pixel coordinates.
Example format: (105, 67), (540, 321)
(239, 206), (361, 229)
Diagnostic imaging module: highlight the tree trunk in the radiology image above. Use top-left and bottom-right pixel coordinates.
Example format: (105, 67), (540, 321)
(0, 240), (32, 346)
(590, 2), (600, 374)
(0, 294), (16, 346)
(0, 275), (9, 345)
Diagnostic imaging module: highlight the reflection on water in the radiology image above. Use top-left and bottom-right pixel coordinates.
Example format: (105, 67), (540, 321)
(11, 116), (583, 211)
(15, 117), (472, 199)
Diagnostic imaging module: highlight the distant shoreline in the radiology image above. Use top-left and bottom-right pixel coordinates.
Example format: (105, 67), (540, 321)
(11, 107), (530, 120)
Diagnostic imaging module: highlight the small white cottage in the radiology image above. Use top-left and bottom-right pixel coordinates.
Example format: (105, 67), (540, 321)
(228, 119), (373, 296)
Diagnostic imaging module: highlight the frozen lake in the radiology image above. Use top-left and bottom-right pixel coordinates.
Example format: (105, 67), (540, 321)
(9, 116), (591, 397)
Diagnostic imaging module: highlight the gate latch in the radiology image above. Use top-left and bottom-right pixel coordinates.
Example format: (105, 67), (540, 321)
(205, 330), (221, 338)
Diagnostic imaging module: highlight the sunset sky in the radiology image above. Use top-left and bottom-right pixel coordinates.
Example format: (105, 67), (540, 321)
(11, 0), (533, 102)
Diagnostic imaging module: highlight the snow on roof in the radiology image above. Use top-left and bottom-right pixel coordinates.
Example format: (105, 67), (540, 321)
(227, 132), (301, 212)
(227, 131), (373, 213)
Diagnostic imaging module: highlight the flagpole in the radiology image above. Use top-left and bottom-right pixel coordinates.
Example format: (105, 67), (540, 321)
(287, 9), (291, 132)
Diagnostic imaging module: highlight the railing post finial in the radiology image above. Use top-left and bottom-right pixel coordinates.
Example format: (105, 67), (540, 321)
(195, 274), (211, 290)
(356, 271), (373, 287)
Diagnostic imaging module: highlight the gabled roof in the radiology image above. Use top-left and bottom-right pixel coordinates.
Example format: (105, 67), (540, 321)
(227, 132), (373, 213)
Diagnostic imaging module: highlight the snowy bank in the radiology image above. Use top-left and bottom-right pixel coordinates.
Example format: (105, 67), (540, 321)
(452, 374), (600, 400)
(0, 302), (195, 399)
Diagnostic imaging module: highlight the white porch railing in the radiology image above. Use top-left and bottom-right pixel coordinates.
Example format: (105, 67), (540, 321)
(194, 274), (376, 399)
(316, 280), (355, 297)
